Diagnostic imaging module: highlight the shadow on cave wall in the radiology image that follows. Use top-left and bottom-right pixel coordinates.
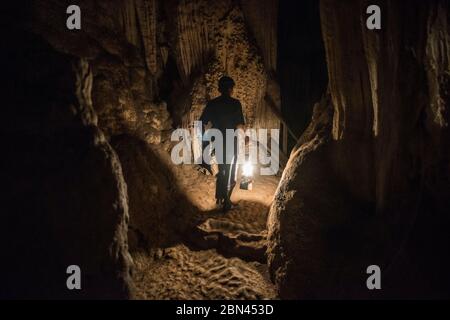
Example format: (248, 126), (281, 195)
(111, 134), (199, 253)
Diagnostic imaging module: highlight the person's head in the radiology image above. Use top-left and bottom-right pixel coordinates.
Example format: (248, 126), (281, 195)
(218, 76), (235, 96)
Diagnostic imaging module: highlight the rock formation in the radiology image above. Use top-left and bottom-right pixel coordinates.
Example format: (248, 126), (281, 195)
(2, 29), (133, 299)
(164, 0), (279, 130)
(268, 0), (450, 299)
(111, 135), (196, 252)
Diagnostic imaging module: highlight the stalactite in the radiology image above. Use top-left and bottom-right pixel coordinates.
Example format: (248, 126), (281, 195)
(118, 0), (279, 133)
(176, 2), (269, 130)
(240, 0), (278, 72)
(120, 0), (159, 75)
(174, 0), (211, 82)
(135, 0), (158, 75)
(121, 0), (140, 48)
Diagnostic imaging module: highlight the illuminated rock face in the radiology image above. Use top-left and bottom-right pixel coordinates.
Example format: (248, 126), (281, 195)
(166, 0), (279, 130)
(30, 0), (172, 143)
(268, 0), (450, 299)
(184, 1), (267, 128)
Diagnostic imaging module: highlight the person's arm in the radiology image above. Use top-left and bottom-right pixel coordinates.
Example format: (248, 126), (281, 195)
(199, 102), (211, 130)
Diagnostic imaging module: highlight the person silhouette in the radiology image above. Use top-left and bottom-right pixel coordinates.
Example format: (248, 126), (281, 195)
(199, 76), (245, 212)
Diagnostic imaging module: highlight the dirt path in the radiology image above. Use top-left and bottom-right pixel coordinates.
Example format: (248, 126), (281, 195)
(133, 166), (279, 300)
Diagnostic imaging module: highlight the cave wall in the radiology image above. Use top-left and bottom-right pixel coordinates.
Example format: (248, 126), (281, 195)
(2, 28), (133, 299)
(111, 135), (196, 252)
(268, 0), (450, 299)
(241, 0), (278, 73)
(29, 0), (172, 145)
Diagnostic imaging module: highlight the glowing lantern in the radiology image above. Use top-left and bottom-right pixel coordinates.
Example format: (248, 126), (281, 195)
(242, 162), (254, 177)
(240, 162), (254, 190)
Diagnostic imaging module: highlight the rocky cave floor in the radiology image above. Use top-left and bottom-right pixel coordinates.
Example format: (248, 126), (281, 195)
(132, 166), (279, 300)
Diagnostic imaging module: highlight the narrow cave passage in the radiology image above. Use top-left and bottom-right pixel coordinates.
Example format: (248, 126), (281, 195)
(4, 0), (450, 301)
(128, 0), (328, 300)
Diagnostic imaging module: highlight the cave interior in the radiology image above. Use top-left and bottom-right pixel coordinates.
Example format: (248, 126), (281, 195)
(2, 0), (450, 300)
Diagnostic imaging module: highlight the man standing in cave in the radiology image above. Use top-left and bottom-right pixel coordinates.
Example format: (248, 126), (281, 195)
(200, 76), (245, 212)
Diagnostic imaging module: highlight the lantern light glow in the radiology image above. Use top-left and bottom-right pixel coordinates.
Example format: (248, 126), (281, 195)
(242, 162), (254, 177)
